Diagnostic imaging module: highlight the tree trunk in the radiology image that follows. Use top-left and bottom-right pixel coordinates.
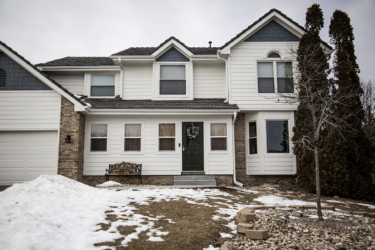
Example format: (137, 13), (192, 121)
(315, 147), (323, 221)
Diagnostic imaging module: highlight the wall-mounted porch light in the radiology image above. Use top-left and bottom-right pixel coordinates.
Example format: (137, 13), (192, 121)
(65, 135), (71, 143)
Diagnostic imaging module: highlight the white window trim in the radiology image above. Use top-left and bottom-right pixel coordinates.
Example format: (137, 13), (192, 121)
(89, 123), (109, 154)
(153, 62), (193, 101)
(158, 123), (177, 153)
(122, 122), (144, 155)
(265, 119), (291, 155)
(256, 59), (294, 95)
(84, 73), (117, 98)
(249, 121), (258, 155)
(210, 123), (228, 152)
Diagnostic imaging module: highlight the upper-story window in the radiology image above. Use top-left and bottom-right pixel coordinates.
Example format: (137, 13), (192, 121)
(0, 69), (6, 87)
(257, 53), (293, 93)
(160, 65), (186, 95)
(91, 75), (115, 97)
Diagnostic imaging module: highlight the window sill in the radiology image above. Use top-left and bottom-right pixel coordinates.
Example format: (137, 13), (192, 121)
(156, 151), (178, 155)
(121, 151), (144, 155)
(208, 151), (228, 155)
(87, 151), (110, 155)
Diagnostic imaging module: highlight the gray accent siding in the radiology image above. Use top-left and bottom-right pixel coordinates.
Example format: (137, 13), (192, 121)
(156, 47), (189, 62)
(0, 52), (51, 90)
(245, 20), (300, 42)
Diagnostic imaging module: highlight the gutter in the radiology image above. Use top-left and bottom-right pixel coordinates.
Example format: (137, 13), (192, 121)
(118, 58), (124, 98)
(216, 50), (229, 103)
(232, 111), (244, 187)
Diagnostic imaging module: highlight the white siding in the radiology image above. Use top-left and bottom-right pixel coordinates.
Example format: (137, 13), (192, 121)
(0, 91), (61, 131)
(245, 111), (296, 175)
(84, 115), (233, 176)
(122, 62), (153, 100)
(193, 61), (226, 98)
(229, 42), (299, 110)
(47, 72), (84, 94)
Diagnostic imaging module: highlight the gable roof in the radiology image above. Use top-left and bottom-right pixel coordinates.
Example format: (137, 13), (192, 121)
(112, 36), (220, 56)
(36, 9), (332, 66)
(221, 8), (332, 51)
(36, 57), (115, 67)
(0, 41), (86, 110)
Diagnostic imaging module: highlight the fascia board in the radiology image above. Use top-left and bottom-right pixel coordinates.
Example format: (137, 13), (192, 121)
(85, 109), (239, 115)
(0, 44), (86, 111)
(191, 55), (219, 61)
(151, 40), (193, 58)
(38, 66), (121, 72)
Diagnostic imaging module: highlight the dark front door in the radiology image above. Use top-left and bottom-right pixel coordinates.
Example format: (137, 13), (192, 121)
(182, 122), (204, 171)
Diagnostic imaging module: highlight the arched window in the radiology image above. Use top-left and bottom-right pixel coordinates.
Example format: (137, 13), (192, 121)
(268, 52), (281, 58)
(0, 69), (6, 87)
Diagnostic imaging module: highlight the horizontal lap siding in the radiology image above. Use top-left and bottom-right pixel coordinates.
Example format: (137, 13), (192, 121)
(229, 42), (299, 110)
(193, 62), (226, 98)
(0, 91), (61, 130)
(123, 62), (153, 99)
(47, 72), (84, 95)
(84, 115), (233, 176)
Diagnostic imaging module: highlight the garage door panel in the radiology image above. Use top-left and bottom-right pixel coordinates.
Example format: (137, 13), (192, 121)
(26, 172), (55, 181)
(28, 146), (57, 156)
(0, 131), (58, 185)
(0, 172), (24, 182)
(28, 159), (57, 169)
(29, 132), (57, 142)
(0, 146), (26, 155)
(0, 133), (27, 143)
(0, 159), (25, 169)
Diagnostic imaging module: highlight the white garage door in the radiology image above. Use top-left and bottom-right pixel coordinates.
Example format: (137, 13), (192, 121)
(0, 131), (58, 185)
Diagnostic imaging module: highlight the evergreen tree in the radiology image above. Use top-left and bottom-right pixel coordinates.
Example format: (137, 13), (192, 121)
(321, 10), (375, 200)
(292, 4), (330, 220)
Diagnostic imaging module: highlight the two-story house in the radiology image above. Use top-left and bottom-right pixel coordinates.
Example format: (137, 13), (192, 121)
(0, 9), (331, 187)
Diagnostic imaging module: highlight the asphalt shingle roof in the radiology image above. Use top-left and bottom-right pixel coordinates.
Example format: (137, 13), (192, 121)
(36, 9), (332, 67)
(84, 98), (239, 110)
(36, 57), (115, 67)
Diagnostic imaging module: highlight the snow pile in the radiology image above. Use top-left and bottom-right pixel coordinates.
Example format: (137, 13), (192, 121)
(96, 181), (122, 187)
(0, 175), (123, 250)
(254, 195), (328, 207)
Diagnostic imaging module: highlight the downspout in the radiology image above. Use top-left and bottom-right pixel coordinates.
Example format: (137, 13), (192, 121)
(217, 50), (229, 103)
(232, 111), (244, 187)
(118, 58), (124, 98)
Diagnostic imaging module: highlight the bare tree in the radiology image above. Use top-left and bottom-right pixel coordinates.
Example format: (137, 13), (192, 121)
(361, 79), (375, 180)
(279, 45), (361, 220)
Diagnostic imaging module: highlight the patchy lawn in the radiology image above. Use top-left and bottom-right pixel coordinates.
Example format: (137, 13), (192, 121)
(0, 176), (374, 250)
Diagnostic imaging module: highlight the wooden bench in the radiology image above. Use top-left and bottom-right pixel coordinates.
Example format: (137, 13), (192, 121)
(105, 161), (142, 184)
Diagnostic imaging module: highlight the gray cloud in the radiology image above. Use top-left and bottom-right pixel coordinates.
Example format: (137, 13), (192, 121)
(0, 0), (374, 80)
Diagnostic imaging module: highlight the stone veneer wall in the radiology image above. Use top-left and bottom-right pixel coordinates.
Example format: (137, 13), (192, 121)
(58, 96), (85, 182)
(234, 112), (296, 188)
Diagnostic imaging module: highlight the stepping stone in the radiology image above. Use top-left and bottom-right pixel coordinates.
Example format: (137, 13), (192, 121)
(236, 212), (256, 223)
(289, 205), (304, 209)
(322, 205), (335, 210)
(339, 210), (352, 214)
(246, 230), (268, 240)
(367, 213), (375, 218)
(353, 211), (368, 216)
(304, 205), (317, 209)
(237, 223), (252, 234)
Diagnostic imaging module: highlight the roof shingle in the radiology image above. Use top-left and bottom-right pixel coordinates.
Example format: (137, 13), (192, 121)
(36, 57), (115, 67)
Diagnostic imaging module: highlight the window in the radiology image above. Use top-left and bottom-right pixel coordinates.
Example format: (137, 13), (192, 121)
(266, 121), (289, 153)
(124, 124), (141, 151)
(0, 69), (6, 87)
(160, 65), (186, 95)
(257, 54), (293, 93)
(211, 123), (227, 150)
(249, 122), (257, 154)
(91, 75), (115, 97)
(91, 124), (108, 152)
(159, 124), (175, 151)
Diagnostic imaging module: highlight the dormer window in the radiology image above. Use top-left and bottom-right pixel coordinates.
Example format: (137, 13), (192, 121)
(91, 75), (115, 97)
(160, 65), (186, 95)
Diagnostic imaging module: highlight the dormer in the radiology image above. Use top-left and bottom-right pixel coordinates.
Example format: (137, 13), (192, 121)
(152, 38), (194, 100)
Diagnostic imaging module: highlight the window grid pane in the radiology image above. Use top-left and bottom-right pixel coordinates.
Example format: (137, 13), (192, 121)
(91, 86), (115, 96)
(91, 138), (107, 151)
(211, 123), (227, 136)
(91, 75), (115, 86)
(159, 124), (175, 137)
(91, 124), (107, 137)
(160, 65), (185, 80)
(211, 138), (227, 150)
(159, 138), (175, 151)
(277, 62), (293, 77)
(257, 62), (273, 77)
(125, 124), (141, 137)
(125, 138), (141, 151)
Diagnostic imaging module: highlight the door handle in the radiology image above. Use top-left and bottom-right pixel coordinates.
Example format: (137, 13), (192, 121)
(182, 146), (185, 151)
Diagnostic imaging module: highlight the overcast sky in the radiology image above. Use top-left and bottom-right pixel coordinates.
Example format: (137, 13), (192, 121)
(0, 0), (374, 80)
